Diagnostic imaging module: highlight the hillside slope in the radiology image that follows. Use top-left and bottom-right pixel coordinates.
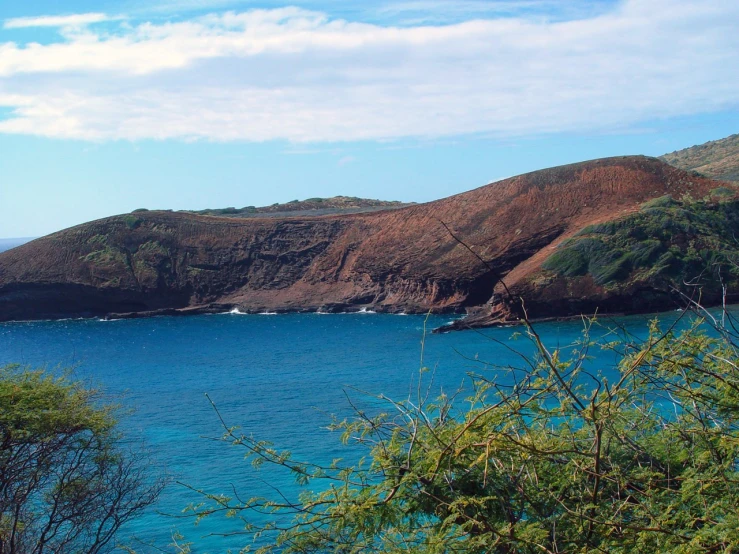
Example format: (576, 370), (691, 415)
(443, 188), (739, 330)
(0, 156), (729, 324)
(661, 134), (739, 183)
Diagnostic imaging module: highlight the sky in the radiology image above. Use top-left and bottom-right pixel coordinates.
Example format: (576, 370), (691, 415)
(0, 0), (737, 237)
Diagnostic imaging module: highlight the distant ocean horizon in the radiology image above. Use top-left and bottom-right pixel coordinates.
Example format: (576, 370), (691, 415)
(0, 309), (695, 552)
(0, 237), (35, 253)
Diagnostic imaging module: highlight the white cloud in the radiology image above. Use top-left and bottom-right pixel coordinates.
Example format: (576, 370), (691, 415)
(3, 13), (113, 29)
(0, 0), (736, 143)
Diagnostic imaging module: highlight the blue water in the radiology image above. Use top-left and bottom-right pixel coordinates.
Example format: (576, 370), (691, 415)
(0, 237), (35, 253)
(0, 311), (680, 552)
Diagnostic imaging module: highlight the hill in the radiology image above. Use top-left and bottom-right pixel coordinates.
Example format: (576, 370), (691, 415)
(1, 155), (734, 326)
(660, 134), (739, 182)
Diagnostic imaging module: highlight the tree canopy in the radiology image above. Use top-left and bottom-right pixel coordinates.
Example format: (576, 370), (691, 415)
(0, 366), (164, 554)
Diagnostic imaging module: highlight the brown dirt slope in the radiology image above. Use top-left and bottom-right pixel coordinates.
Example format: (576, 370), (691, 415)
(661, 134), (739, 183)
(0, 156), (723, 323)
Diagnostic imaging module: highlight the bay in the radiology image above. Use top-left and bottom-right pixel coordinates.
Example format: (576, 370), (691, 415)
(0, 311), (678, 552)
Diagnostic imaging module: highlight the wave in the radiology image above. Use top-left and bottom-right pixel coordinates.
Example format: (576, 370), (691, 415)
(444, 318), (465, 326)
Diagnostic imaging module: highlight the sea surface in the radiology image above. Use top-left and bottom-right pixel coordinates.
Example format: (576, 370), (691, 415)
(0, 237), (35, 253)
(0, 310), (690, 552)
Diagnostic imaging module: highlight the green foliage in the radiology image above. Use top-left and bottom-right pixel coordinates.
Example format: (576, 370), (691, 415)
(81, 246), (127, 267)
(0, 366), (164, 553)
(122, 215), (143, 230)
(541, 243), (588, 276)
(190, 316), (739, 553)
(190, 206), (257, 216)
(186, 197), (407, 218)
(629, 239), (662, 266)
(709, 186), (735, 199)
(0, 367), (113, 439)
(86, 234), (108, 245)
(640, 194), (677, 209)
(544, 237), (631, 284)
(137, 240), (169, 256)
(543, 197), (739, 289)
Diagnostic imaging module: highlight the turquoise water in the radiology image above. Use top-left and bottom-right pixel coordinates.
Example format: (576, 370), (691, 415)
(0, 311), (676, 552)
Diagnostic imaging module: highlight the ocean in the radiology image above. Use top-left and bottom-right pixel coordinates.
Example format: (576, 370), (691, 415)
(0, 311), (684, 552)
(0, 237), (34, 253)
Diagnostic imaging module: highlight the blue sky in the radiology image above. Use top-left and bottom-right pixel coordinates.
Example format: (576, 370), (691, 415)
(0, 0), (737, 237)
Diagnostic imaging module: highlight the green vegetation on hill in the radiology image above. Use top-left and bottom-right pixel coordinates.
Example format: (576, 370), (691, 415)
(661, 134), (739, 183)
(543, 190), (739, 293)
(182, 196), (412, 218)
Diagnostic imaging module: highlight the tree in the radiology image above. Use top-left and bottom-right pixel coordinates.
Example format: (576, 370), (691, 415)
(0, 366), (165, 554)
(191, 310), (739, 553)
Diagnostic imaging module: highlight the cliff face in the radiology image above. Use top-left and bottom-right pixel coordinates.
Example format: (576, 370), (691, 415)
(0, 156), (728, 324)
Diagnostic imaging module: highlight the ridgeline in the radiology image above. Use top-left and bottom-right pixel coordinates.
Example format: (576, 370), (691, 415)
(1, 136), (738, 329)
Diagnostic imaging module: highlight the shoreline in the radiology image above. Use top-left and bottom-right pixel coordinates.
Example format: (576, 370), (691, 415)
(0, 300), (723, 334)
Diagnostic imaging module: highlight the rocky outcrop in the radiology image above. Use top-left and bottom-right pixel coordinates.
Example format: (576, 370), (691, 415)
(0, 156), (730, 325)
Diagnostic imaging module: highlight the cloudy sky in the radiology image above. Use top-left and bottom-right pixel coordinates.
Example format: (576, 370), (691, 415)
(1, 0), (737, 236)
